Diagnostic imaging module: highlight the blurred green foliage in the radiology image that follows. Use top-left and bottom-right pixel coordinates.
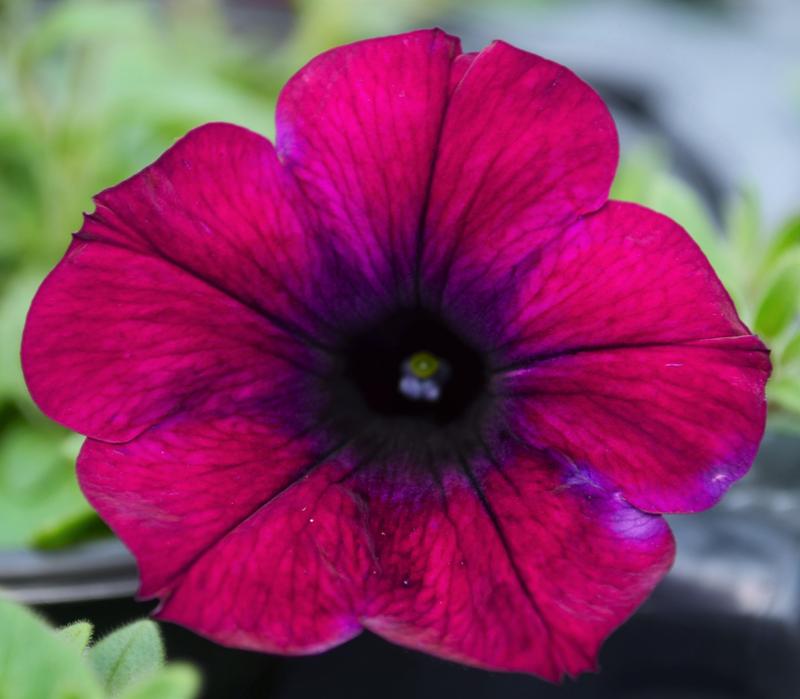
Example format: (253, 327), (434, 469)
(0, 597), (200, 698)
(0, 0), (797, 552)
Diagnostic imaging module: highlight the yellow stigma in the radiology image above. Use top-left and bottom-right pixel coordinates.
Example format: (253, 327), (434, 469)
(408, 351), (440, 380)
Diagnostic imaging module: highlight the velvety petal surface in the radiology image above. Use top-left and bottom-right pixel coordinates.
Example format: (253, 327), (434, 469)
(78, 415), (369, 653)
(21, 121), (338, 442)
(485, 201), (770, 512)
(276, 29), (462, 303)
(356, 455), (674, 679)
(421, 40), (618, 304)
(80, 123), (332, 339)
(503, 337), (769, 513)
(22, 240), (318, 442)
(494, 202), (752, 359)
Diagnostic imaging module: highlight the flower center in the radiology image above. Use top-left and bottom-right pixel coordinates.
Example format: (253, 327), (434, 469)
(332, 308), (488, 428)
(399, 351), (449, 402)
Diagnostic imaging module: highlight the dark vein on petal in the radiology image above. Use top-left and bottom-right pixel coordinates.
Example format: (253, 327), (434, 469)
(432, 146), (507, 311)
(456, 452), (551, 642)
(475, 431), (519, 494)
(152, 436), (354, 598)
(491, 335), (767, 374)
(177, 175), (341, 338)
(75, 233), (336, 356)
(412, 42), (471, 306)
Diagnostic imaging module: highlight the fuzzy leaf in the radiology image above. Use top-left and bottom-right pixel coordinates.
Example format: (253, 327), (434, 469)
(610, 144), (664, 203)
(0, 598), (103, 699)
(58, 621), (94, 653)
(88, 620), (165, 696)
(117, 665), (201, 699)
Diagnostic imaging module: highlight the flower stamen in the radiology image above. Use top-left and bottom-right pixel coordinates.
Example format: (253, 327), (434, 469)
(399, 351), (450, 402)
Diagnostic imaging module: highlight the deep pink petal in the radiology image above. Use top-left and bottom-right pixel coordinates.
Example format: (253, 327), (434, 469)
(494, 202), (751, 359)
(276, 29), (462, 303)
(22, 241), (319, 442)
(503, 336), (770, 513)
(78, 416), (369, 653)
(81, 122), (323, 337)
(476, 201), (771, 512)
(21, 122), (339, 442)
(355, 456), (674, 679)
(421, 40), (618, 301)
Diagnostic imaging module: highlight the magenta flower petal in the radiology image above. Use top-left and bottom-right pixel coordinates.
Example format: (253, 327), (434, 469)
(77, 123), (318, 333)
(21, 122), (332, 443)
(21, 30), (770, 681)
(21, 241), (317, 442)
(497, 202), (753, 357)
(488, 202), (769, 512)
(356, 453), (674, 680)
(505, 336), (769, 513)
(421, 40), (618, 300)
(276, 29), (462, 303)
(78, 415), (368, 653)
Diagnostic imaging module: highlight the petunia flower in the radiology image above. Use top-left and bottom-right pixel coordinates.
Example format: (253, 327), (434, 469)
(21, 30), (770, 680)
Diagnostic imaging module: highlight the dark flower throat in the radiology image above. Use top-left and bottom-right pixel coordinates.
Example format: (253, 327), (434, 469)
(323, 308), (492, 459)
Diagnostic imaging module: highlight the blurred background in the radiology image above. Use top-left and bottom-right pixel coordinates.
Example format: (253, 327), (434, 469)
(0, 0), (798, 698)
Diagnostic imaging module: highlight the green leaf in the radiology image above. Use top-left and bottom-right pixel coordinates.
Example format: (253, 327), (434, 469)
(117, 665), (201, 699)
(0, 598), (103, 699)
(782, 333), (800, 366)
(58, 621), (94, 653)
(768, 376), (800, 415)
(753, 264), (800, 339)
(0, 268), (46, 405)
(725, 187), (761, 260)
(764, 214), (800, 267)
(31, 508), (110, 550)
(0, 421), (96, 548)
(88, 620), (166, 696)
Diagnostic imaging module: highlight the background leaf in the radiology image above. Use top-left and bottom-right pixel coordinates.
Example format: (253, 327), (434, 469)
(0, 269), (44, 406)
(768, 376), (800, 416)
(88, 620), (166, 696)
(763, 214), (800, 268)
(725, 187), (761, 262)
(753, 263), (800, 340)
(0, 598), (103, 699)
(0, 422), (95, 547)
(58, 620), (94, 653)
(781, 333), (800, 366)
(117, 665), (201, 699)
(31, 507), (110, 550)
